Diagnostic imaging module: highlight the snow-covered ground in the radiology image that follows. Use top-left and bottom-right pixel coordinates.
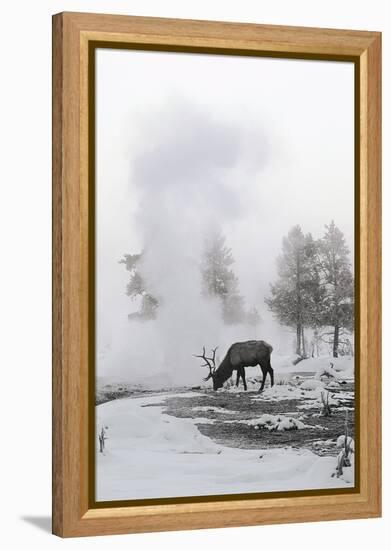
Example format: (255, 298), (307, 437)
(96, 355), (354, 400)
(272, 355), (354, 377)
(96, 384), (354, 502)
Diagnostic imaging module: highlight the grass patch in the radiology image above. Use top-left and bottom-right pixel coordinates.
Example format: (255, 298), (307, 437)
(163, 389), (355, 456)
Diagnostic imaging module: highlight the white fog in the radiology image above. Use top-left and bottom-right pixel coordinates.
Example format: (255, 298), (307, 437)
(96, 49), (354, 386)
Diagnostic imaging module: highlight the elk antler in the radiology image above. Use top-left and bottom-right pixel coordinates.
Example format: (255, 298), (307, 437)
(193, 346), (219, 381)
(210, 346), (218, 366)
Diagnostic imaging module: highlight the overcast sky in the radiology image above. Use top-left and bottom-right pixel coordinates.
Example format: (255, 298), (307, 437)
(96, 49), (354, 381)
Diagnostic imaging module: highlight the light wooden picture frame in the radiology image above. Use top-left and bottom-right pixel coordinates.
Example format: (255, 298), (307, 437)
(52, 12), (381, 538)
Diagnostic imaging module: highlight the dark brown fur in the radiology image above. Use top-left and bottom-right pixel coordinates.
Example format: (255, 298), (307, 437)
(212, 340), (274, 392)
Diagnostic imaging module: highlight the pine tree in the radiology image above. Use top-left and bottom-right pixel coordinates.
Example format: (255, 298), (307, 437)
(304, 234), (328, 345)
(247, 306), (261, 327)
(265, 226), (318, 356)
(223, 293), (246, 325)
(317, 221), (354, 357)
(201, 231), (245, 324)
(246, 306), (262, 338)
(119, 253), (159, 320)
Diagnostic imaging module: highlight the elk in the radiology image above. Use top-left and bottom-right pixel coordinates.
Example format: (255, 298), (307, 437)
(194, 340), (274, 392)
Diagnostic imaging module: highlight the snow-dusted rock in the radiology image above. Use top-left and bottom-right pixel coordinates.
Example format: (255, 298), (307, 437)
(315, 364), (340, 380)
(244, 414), (307, 431)
(325, 381), (341, 390)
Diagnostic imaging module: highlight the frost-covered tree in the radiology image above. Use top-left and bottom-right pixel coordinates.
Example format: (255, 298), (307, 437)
(119, 253), (159, 320)
(302, 234), (325, 328)
(246, 306), (261, 327)
(201, 231), (245, 324)
(246, 306), (262, 338)
(317, 221), (354, 357)
(265, 226), (319, 356)
(223, 293), (246, 325)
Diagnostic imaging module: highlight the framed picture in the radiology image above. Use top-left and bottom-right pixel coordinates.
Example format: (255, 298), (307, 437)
(52, 12), (381, 537)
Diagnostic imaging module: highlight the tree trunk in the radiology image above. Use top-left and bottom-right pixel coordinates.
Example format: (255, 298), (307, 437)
(301, 326), (306, 357)
(333, 325), (339, 358)
(296, 324), (301, 356)
(296, 254), (302, 357)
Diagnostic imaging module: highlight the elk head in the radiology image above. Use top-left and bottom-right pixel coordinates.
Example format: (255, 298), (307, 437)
(194, 346), (219, 389)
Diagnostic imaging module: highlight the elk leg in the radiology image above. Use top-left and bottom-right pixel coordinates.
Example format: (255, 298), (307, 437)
(269, 367), (274, 387)
(258, 365), (266, 392)
(241, 367), (247, 391)
(265, 355), (274, 387)
(236, 369), (241, 387)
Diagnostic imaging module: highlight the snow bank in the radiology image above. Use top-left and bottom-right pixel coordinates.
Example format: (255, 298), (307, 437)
(250, 383), (303, 402)
(334, 435), (355, 483)
(272, 355), (302, 371)
(248, 375), (353, 413)
(273, 355), (354, 376)
(336, 434), (355, 452)
(315, 364), (340, 380)
(297, 389), (341, 410)
(242, 414), (307, 431)
(98, 394), (219, 455)
(96, 392), (354, 501)
(301, 379), (325, 390)
(325, 381), (341, 390)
